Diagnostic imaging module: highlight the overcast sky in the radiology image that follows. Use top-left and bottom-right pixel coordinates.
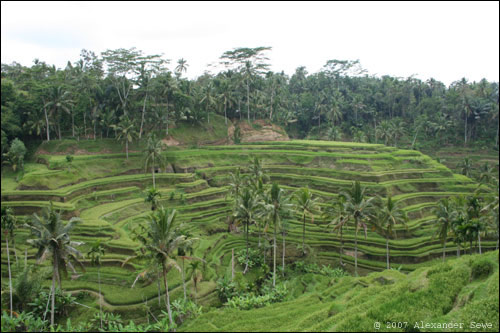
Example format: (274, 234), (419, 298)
(1, 1), (499, 86)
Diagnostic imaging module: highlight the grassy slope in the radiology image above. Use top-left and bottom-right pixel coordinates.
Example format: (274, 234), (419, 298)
(181, 251), (499, 332)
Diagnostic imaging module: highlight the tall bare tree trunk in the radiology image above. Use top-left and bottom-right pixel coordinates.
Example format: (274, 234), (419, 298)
(6, 235), (13, 318)
(443, 241), (446, 262)
(478, 233), (481, 254)
(231, 248), (235, 281)
(98, 267), (102, 330)
(44, 105), (50, 141)
(247, 79), (250, 122)
(152, 155), (156, 188)
(386, 238), (390, 269)
(162, 262), (174, 330)
(140, 92), (147, 138)
(182, 258), (186, 300)
(282, 230), (285, 276)
(273, 219), (277, 288)
(354, 228), (358, 276)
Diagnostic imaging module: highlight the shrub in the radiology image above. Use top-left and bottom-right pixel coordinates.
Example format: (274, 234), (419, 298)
(471, 258), (494, 280)
(236, 248), (264, 269)
(1, 310), (48, 332)
(171, 298), (202, 324)
(216, 277), (238, 302)
(28, 288), (76, 318)
(226, 284), (287, 310)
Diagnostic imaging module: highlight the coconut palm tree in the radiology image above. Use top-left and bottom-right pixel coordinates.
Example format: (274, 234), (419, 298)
(26, 203), (84, 327)
(177, 230), (200, 300)
(324, 196), (349, 266)
(293, 187), (321, 255)
(340, 181), (375, 276)
(87, 240), (105, 330)
(144, 187), (162, 211)
(44, 86), (74, 140)
(134, 207), (185, 328)
(459, 157), (473, 178)
(376, 120), (393, 146)
(1, 206), (17, 317)
(175, 58), (188, 77)
(111, 116), (138, 160)
(248, 156), (269, 184)
(187, 261), (203, 299)
(432, 198), (455, 262)
(200, 81), (216, 124)
(262, 183), (292, 287)
(233, 188), (260, 274)
(144, 133), (166, 188)
(374, 196), (408, 269)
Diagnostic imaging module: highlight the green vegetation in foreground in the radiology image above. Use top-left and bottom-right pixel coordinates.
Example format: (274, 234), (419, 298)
(181, 251), (499, 332)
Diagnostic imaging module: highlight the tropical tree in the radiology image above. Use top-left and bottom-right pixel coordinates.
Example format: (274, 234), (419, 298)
(376, 120), (393, 145)
(340, 181), (376, 276)
(143, 133), (166, 188)
(374, 196), (408, 269)
(175, 58), (189, 77)
(1, 206), (17, 317)
(262, 183), (292, 287)
(187, 261), (203, 299)
(134, 207), (185, 328)
(144, 187), (162, 211)
(432, 198), (456, 261)
(293, 187), (321, 255)
(26, 203), (84, 327)
(177, 230), (199, 300)
(44, 86), (73, 140)
(233, 188), (260, 274)
(324, 196), (349, 266)
(200, 81), (216, 124)
(459, 157), (473, 178)
(111, 116), (138, 160)
(87, 240), (105, 330)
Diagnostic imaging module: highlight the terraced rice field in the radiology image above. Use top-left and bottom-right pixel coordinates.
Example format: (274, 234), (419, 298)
(1, 140), (496, 322)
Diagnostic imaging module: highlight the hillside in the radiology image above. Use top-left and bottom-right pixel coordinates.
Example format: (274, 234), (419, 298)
(1, 139), (497, 329)
(181, 251), (499, 332)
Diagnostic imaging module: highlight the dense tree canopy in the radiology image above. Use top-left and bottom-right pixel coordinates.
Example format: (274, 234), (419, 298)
(1, 47), (498, 160)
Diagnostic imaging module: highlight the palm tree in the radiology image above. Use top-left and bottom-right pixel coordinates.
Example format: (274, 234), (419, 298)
(248, 156), (269, 184)
(390, 119), (406, 147)
(177, 230), (199, 300)
(44, 86), (74, 140)
(293, 187), (320, 255)
(187, 261), (203, 299)
(374, 196), (408, 269)
(144, 187), (162, 211)
(482, 178), (499, 250)
(26, 203), (84, 327)
(340, 181), (375, 276)
(111, 116), (138, 160)
(1, 207), (17, 317)
(135, 207), (185, 328)
(459, 157), (473, 178)
(233, 188), (260, 274)
(432, 198), (456, 261)
(324, 196), (349, 266)
(262, 183), (292, 287)
(326, 126), (342, 141)
(144, 133), (166, 188)
(200, 82), (216, 124)
(87, 240), (105, 330)
(175, 58), (188, 77)
(376, 120), (393, 146)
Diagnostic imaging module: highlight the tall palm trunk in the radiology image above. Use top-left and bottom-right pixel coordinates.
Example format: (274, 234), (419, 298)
(51, 256), (58, 327)
(247, 79), (250, 122)
(72, 113), (75, 137)
(386, 238), (390, 269)
(273, 216), (277, 288)
(182, 258), (186, 300)
(162, 262), (174, 329)
(140, 92), (147, 138)
(44, 105), (50, 141)
(125, 141), (129, 160)
(243, 221), (249, 274)
(478, 233), (481, 254)
(152, 155), (156, 189)
(339, 227), (344, 265)
(442, 241), (446, 262)
(302, 213), (306, 255)
(282, 229), (285, 276)
(98, 266), (102, 329)
(6, 235), (13, 318)
(457, 245), (460, 257)
(354, 225), (359, 276)
(224, 99), (227, 125)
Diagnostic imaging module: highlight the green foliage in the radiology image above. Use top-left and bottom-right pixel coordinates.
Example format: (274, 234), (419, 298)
(226, 283), (287, 310)
(12, 265), (44, 312)
(293, 261), (349, 278)
(471, 257), (494, 280)
(3, 138), (27, 172)
(216, 276), (239, 302)
(171, 298), (202, 325)
(1, 310), (48, 333)
(28, 289), (76, 319)
(233, 125), (241, 144)
(236, 248), (264, 268)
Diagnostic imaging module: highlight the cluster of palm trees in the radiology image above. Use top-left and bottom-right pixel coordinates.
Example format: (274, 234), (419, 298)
(433, 188), (499, 261)
(229, 158), (411, 279)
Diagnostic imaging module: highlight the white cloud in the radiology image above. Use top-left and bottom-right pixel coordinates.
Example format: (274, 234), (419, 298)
(1, 1), (498, 85)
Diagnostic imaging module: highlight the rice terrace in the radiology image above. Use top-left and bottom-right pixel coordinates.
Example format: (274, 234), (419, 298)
(1, 2), (499, 332)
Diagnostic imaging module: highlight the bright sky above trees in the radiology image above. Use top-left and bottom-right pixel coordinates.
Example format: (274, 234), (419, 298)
(1, 1), (498, 85)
